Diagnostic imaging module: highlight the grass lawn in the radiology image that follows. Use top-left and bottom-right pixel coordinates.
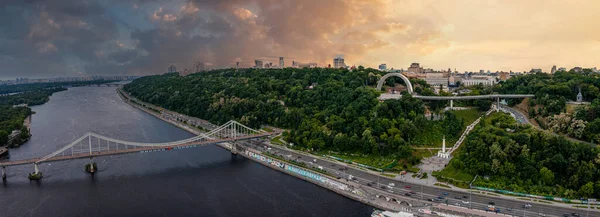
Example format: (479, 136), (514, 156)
(451, 109), (482, 128)
(412, 148), (434, 159)
(261, 127), (274, 132)
(270, 135), (284, 145)
(434, 183), (451, 188)
(323, 152), (401, 171)
(435, 165), (475, 183)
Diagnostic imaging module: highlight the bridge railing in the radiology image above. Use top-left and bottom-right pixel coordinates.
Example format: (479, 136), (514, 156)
(34, 120), (265, 164)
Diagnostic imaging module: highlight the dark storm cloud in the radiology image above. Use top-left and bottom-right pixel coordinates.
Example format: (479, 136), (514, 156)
(0, 0), (402, 78)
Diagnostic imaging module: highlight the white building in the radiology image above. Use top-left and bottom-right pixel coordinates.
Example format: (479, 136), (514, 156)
(461, 76), (496, 86)
(424, 73), (449, 87)
(279, 57), (284, 68)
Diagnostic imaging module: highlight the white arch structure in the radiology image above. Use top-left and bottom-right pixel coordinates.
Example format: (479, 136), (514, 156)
(376, 73), (414, 95)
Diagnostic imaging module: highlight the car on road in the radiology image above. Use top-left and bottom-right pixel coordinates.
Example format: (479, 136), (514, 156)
(437, 196), (445, 199)
(442, 192), (448, 196)
(562, 214), (570, 217)
(428, 198), (435, 202)
(380, 186), (386, 189)
(367, 183), (372, 187)
(455, 196), (462, 199)
(405, 185), (411, 189)
(389, 183), (395, 187)
(461, 201), (469, 204)
(404, 193), (411, 197)
(388, 190), (394, 193)
(524, 203), (532, 208)
(488, 201), (495, 206)
(538, 213), (546, 216)
(462, 195), (469, 199)
(571, 213), (580, 217)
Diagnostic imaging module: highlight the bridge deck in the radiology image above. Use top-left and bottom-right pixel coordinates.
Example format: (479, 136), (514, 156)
(379, 94), (534, 100)
(0, 133), (273, 167)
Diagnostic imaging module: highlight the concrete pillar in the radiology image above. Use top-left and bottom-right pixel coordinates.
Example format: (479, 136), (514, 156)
(89, 160), (95, 173)
(442, 136), (446, 153)
(450, 100), (453, 110)
(2, 166), (6, 180)
(496, 97), (500, 112)
(34, 163), (39, 174)
(231, 143), (238, 155)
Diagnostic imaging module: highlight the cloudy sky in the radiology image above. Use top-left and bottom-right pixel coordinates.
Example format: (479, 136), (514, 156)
(0, 0), (598, 79)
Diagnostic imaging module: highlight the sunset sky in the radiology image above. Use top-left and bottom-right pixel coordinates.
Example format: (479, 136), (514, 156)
(0, 0), (598, 79)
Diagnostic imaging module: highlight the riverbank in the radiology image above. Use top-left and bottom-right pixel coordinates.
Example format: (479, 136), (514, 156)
(117, 88), (405, 212)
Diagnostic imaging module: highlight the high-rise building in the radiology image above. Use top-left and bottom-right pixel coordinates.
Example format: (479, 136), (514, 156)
(333, 57), (345, 68)
(551, 65), (557, 74)
(236, 62), (240, 69)
(168, 65), (177, 73)
(407, 63), (423, 74)
(279, 57), (284, 68)
(255, 60), (263, 68)
(193, 61), (205, 72)
(378, 64), (387, 71)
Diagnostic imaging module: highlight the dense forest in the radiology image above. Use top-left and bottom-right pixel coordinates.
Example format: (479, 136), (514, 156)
(0, 87), (67, 106)
(446, 112), (600, 199)
(124, 68), (465, 167)
(496, 70), (600, 143)
(0, 80), (118, 94)
(0, 106), (32, 147)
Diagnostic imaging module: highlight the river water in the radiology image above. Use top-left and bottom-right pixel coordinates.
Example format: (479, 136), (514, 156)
(0, 87), (372, 217)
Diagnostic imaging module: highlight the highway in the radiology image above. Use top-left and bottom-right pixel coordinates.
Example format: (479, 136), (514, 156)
(500, 105), (594, 146)
(240, 140), (598, 217)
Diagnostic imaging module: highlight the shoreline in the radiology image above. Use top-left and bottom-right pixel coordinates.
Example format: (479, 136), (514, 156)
(116, 88), (402, 213)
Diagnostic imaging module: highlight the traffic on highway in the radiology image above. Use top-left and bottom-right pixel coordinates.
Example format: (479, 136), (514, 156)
(239, 139), (596, 217)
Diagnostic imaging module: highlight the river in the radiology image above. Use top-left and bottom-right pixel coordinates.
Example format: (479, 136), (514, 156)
(0, 86), (373, 217)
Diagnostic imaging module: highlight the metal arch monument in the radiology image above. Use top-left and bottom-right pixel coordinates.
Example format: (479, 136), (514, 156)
(376, 72), (535, 110)
(376, 73), (414, 95)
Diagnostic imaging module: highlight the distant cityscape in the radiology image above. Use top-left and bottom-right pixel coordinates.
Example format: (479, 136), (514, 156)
(167, 56), (600, 93)
(0, 75), (140, 86)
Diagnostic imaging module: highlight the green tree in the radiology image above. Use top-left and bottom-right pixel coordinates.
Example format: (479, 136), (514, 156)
(539, 167), (555, 185)
(579, 182), (595, 198)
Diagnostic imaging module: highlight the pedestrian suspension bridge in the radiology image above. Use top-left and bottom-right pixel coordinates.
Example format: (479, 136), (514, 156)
(0, 120), (275, 179)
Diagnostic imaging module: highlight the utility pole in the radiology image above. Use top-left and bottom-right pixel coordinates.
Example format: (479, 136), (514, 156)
(420, 185), (423, 201)
(469, 190), (472, 209)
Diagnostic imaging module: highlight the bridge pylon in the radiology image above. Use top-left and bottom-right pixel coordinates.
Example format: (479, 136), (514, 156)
(85, 158), (96, 174)
(231, 142), (238, 155)
(2, 166), (6, 180)
(28, 163), (43, 180)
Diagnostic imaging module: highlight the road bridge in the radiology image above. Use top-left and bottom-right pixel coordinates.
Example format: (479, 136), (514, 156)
(0, 120), (276, 180)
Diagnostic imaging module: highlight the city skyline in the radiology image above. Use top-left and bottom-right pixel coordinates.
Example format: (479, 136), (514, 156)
(0, 0), (599, 79)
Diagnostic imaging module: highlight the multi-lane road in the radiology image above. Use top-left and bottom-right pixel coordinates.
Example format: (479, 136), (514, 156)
(240, 140), (597, 217)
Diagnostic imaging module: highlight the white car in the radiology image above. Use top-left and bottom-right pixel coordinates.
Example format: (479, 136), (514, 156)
(389, 183), (395, 187)
(462, 201), (470, 204)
